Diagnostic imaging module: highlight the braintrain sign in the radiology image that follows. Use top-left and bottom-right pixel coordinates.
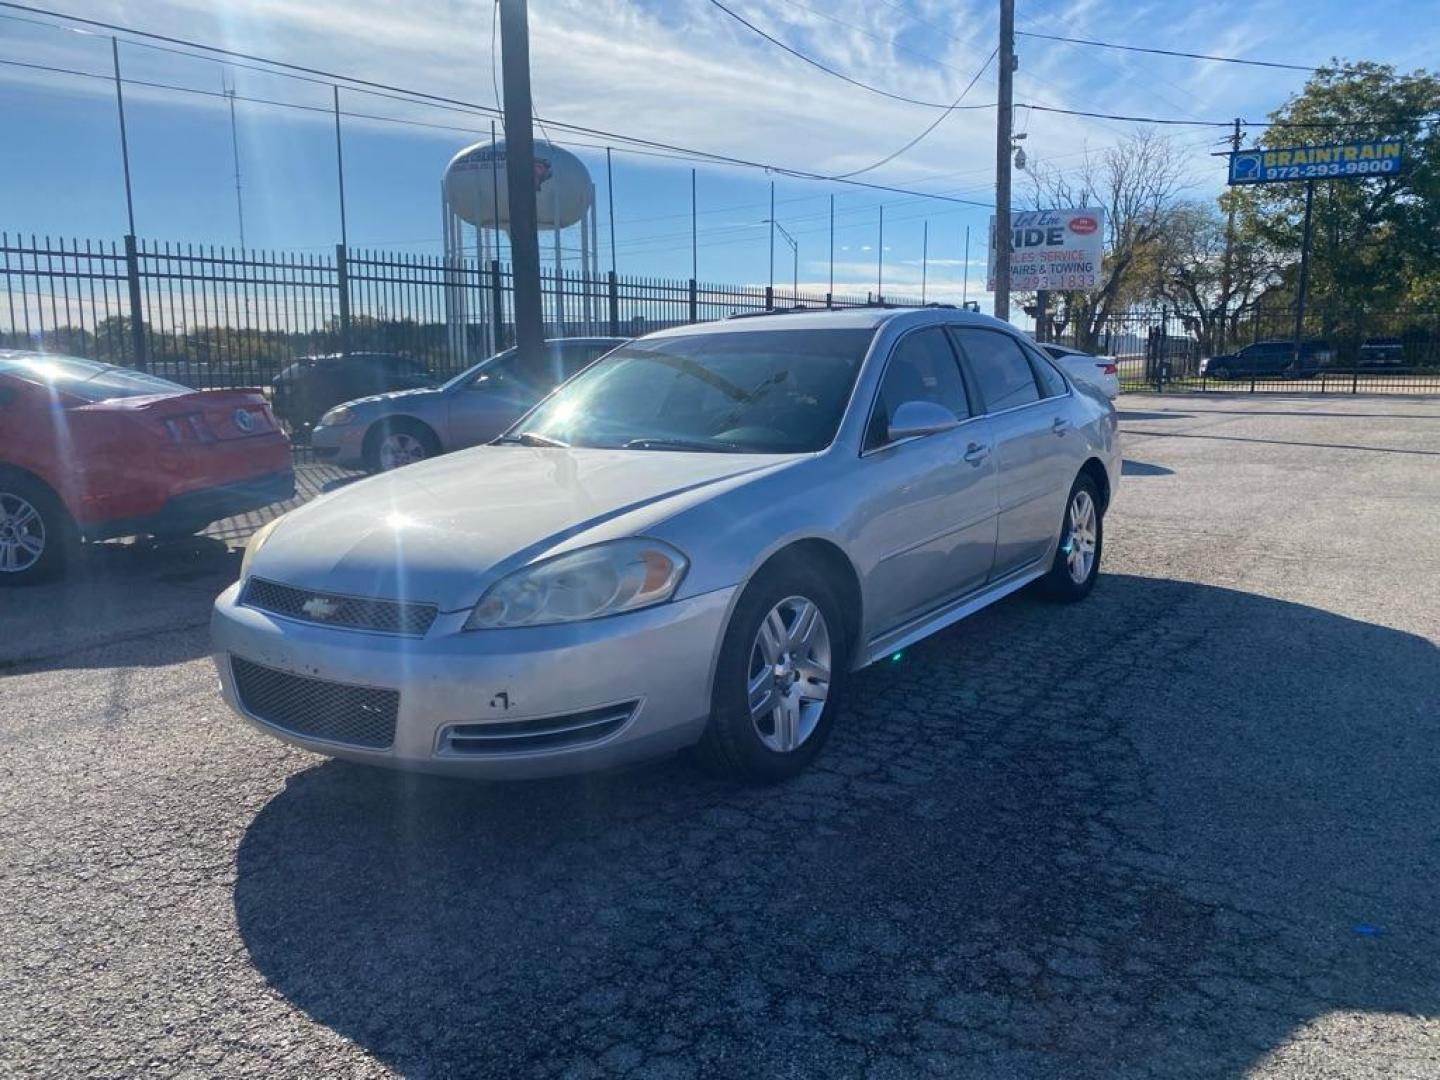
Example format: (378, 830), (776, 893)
(987, 208), (1105, 292)
(1228, 140), (1404, 185)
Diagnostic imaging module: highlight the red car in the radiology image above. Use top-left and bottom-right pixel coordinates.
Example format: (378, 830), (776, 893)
(0, 351), (294, 584)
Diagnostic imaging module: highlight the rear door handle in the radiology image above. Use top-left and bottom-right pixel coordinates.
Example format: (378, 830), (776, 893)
(963, 442), (990, 465)
(1052, 417), (1070, 435)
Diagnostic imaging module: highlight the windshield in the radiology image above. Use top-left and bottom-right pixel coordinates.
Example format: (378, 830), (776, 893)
(0, 353), (187, 402)
(512, 328), (875, 453)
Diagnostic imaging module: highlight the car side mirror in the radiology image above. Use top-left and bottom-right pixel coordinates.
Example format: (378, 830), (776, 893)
(887, 399), (961, 442)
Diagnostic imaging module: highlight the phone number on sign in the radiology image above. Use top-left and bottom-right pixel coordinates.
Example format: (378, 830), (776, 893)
(1014, 274), (1097, 290)
(1264, 159), (1399, 180)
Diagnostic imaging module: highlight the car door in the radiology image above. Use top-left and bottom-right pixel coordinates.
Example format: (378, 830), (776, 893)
(853, 326), (998, 639)
(446, 349), (550, 449)
(952, 327), (1072, 580)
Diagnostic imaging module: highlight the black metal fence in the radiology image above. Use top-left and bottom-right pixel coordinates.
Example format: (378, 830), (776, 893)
(5, 231), (1439, 394)
(1045, 304), (1440, 394)
(0, 232), (913, 389)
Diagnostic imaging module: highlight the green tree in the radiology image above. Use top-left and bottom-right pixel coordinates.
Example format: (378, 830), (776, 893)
(1236, 62), (1440, 322)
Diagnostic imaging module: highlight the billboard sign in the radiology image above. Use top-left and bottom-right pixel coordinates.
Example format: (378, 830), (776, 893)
(987, 208), (1105, 292)
(1228, 140), (1404, 185)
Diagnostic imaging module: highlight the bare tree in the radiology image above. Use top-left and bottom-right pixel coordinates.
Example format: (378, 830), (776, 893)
(1025, 131), (1188, 351)
(1151, 199), (1280, 354)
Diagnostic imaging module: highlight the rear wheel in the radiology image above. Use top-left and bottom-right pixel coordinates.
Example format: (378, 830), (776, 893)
(363, 419), (441, 473)
(0, 473), (74, 585)
(1042, 474), (1103, 602)
(698, 563), (848, 783)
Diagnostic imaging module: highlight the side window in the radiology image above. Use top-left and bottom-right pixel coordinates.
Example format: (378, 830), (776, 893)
(953, 328), (1040, 412)
(1023, 343), (1068, 398)
(560, 346), (605, 379)
(865, 327), (970, 451)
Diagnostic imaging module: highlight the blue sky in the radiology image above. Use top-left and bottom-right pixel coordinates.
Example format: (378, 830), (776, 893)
(2, 0), (1437, 308)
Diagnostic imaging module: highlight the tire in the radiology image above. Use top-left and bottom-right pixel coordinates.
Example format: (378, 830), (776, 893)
(0, 471), (75, 586)
(362, 418), (442, 473)
(1041, 473), (1103, 602)
(698, 560), (849, 783)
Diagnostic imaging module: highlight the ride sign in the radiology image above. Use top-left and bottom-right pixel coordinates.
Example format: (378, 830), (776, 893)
(987, 208), (1105, 292)
(1228, 140), (1404, 185)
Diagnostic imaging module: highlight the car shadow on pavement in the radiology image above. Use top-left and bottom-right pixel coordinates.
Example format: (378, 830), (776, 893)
(233, 574), (1440, 1078)
(0, 538), (237, 671)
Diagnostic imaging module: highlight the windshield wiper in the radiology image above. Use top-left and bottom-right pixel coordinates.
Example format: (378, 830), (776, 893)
(622, 437), (740, 453)
(496, 431), (569, 448)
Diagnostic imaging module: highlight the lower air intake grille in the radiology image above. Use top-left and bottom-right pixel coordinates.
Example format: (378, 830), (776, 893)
(440, 703), (637, 756)
(231, 656), (398, 749)
(242, 578), (437, 637)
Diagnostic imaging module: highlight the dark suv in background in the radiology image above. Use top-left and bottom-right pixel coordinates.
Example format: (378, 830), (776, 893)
(270, 352), (434, 435)
(1202, 339), (1333, 379)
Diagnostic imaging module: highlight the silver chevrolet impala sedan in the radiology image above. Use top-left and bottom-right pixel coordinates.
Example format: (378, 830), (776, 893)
(213, 307), (1119, 783)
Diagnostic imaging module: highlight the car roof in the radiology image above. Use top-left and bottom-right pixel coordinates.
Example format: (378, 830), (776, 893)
(641, 306), (1011, 338)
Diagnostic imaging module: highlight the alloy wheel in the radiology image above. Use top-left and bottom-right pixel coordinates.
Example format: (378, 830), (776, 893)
(0, 492), (46, 574)
(1065, 488), (1097, 584)
(379, 432), (427, 470)
(747, 595), (832, 753)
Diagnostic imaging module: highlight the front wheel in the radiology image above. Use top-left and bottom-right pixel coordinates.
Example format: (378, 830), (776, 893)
(363, 419), (441, 473)
(698, 563), (848, 783)
(1042, 474), (1103, 602)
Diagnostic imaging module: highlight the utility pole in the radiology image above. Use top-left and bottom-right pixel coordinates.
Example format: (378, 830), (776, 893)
(691, 168), (698, 282)
(1292, 179), (1316, 370)
(1219, 117), (1242, 354)
(499, 0), (544, 358)
(993, 0), (1016, 321)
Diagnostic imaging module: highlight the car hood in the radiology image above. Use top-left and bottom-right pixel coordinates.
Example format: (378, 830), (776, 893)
(343, 386), (444, 412)
(248, 446), (797, 609)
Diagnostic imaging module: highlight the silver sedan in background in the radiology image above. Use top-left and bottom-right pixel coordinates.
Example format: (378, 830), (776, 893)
(214, 307), (1119, 783)
(309, 337), (625, 471)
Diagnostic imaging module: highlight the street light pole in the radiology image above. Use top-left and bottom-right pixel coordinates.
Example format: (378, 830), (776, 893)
(993, 0), (1015, 320)
(773, 221), (798, 305)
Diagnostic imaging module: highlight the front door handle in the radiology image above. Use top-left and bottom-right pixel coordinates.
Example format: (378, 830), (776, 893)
(1051, 416), (1070, 435)
(963, 442), (990, 465)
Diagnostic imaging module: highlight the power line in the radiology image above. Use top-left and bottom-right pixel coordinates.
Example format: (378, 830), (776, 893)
(1016, 30), (1319, 73)
(0, 2), (997, 208)
(703, 0), (988, 110)
(833, 48), (997, 178)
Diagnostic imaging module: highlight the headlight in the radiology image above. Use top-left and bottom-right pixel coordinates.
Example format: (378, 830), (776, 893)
(318, 405), (354, 427)
(240, 518), (281, 581)
(464, 539), (688, 630)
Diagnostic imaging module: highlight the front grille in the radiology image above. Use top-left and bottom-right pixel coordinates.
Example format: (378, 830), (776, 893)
(440, 703), (637, 756)
(242, 578), (438, 637)
(231, 656), (398, 749)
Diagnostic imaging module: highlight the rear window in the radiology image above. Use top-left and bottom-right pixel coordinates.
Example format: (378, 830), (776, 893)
(0, 354), (186, 402)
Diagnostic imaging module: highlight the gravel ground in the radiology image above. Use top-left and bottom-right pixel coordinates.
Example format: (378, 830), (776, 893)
(2, 392), (1438, 1079)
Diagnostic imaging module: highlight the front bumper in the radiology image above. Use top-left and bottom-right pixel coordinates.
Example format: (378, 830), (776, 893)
(309, 422), (368, 469)
(211, 581), (736, 779)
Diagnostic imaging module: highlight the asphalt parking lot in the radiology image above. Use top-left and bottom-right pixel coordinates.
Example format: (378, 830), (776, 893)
(2, 393), (1438, 1079)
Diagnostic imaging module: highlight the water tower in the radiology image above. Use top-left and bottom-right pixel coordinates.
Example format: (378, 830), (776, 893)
(441, 139), (598, 361)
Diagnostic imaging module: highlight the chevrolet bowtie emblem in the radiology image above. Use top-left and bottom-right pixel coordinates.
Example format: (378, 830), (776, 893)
(300, 596), (341, 621)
